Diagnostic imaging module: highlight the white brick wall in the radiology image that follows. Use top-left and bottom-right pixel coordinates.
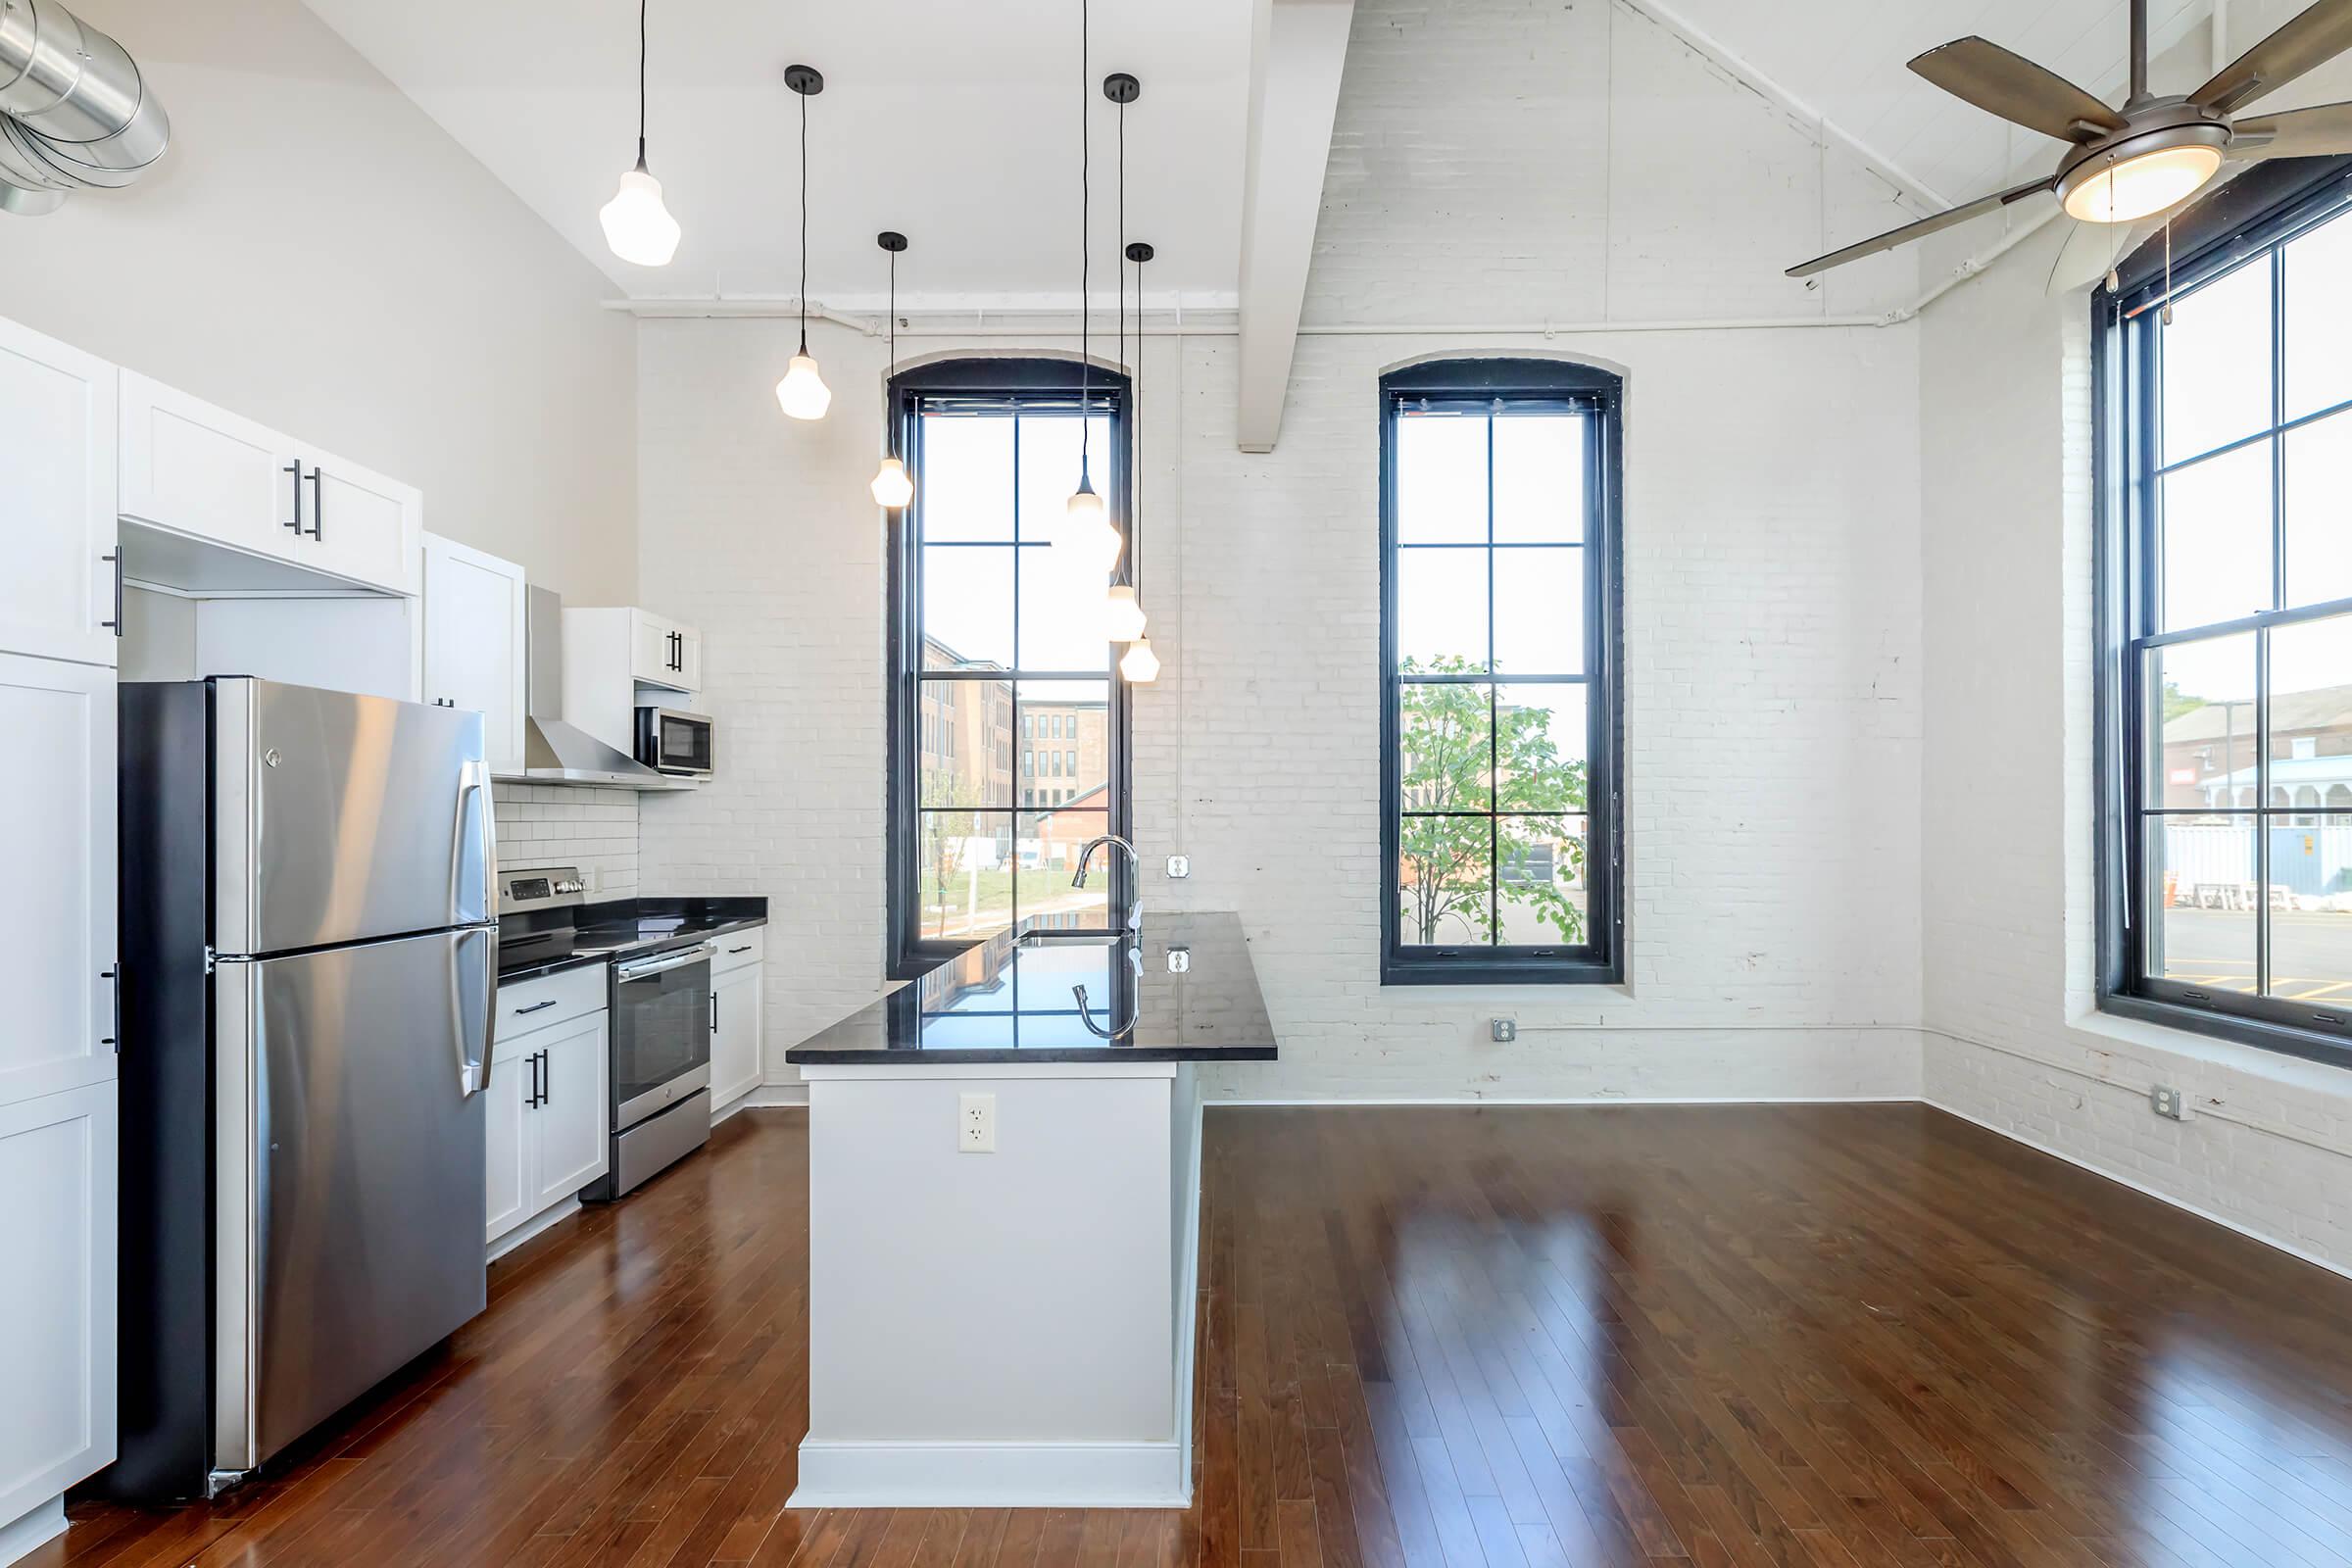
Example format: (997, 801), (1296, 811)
(493, 782), (639, 899)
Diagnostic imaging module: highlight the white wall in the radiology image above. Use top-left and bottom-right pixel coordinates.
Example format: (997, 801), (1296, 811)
(634, 0), (1929, 1102)
(0, 0), (637, 606)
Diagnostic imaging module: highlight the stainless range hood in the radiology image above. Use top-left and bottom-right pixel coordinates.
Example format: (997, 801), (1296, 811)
(522, 585), (666, 786)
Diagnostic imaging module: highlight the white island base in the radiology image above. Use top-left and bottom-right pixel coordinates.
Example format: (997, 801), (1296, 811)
(788, 1058), (1202, 1509)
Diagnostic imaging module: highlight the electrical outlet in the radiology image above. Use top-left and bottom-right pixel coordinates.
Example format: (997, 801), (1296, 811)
(1167, 946), (1191, 973)
(958, 1092), (997, 1152)
(1167, 855), (1191, 879)
(2150, 1085), (2190, 1121)
(1491, 1017), (1517, 1043)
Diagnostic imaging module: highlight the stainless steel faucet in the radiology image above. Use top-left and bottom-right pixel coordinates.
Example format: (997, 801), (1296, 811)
(1071, 835), (1142, 932)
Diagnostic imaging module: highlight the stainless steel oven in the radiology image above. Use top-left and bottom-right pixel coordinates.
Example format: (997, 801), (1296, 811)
(636, 706), (712, 778)
(582, 939), (712, 1200)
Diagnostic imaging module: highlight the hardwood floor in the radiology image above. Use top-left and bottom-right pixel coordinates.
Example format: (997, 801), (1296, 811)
(46, 1102), (2352, 1568)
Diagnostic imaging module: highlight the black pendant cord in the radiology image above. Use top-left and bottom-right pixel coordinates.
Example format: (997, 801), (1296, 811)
(1132, 246), (1144, 603)
(635, 0), (649, 169)
(886, 247), (897, 457)
(1115, 92), (1126, 579)
(1077, 0), (1091, 481)
(798, 85), (809, 356)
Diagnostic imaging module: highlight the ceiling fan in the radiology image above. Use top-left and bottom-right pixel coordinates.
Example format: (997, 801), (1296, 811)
(1788, 0), (2352, 277)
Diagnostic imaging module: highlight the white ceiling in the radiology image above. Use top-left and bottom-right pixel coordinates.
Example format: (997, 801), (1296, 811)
(301, 0), (1255, 310)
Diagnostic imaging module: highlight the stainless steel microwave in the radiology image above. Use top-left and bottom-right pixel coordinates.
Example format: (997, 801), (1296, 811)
(635, 707), (712, 778)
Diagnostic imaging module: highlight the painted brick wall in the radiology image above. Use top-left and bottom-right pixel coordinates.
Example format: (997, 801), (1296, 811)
(493, 783), (639, 900)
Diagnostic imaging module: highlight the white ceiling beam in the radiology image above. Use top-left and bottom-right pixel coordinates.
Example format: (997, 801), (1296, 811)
(1234, 0), (1354, 454)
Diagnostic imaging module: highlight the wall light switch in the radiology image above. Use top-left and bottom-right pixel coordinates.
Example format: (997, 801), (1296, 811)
(1167, 855), (1191, 879)
(959, 1092), (997, 1152)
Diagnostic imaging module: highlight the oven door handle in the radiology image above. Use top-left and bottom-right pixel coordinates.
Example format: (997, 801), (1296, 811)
(615, 943), (715, 983)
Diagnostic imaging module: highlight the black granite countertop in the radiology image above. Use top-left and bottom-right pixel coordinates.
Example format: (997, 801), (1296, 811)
(784, 911), (1277, 1064)
(496, 895), (768, 984)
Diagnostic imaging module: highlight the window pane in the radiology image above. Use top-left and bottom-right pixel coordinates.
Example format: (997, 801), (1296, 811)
(1398, 682), (1492, 811)
(1493, 415), (1585, 543)
(2147, 814), (2258, 995)
(1017, 546), (1110, 672)
(916, 675), (1013, 808)
(1017, 413), (1115, 545)
(2162, 260), (2273, 466)
(918, 415), (1015, 541)
(920, 810), (1015, 942)
(1017, 808), (1109, 931)
(1496, 814), (1587, 946)
(1497, 685), (1588, 811)
(1017, 681), (1111, 806)
(922, 546), (1014, 669)
(2270, 614), (2352, 811)
(1396, 548), (1489, 672)
(1397, 815), (1492, 946)
(2283, 411), (2352, 609)
(2268, 822), (2352, 1001)
(1493, 546), (1585, 673)
(2285, 211), (2352, 421)
(2160, 440), (2274, 631)
(1395, 414), (1487, 544)
(2146, 633), (2257, 809)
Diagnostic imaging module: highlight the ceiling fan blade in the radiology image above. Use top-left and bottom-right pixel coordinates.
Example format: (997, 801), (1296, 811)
(2046, 212), (2163, 296)
(1786, 176), (2054, 278)
(2190, 0), (2352, 113)
(2229, 100), (2352, 160)
(1908, 37), (2127, 142)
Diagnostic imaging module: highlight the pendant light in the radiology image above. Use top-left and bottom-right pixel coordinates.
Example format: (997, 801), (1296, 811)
(1100, 71), (1148, 645)
(870, 231), (913, 508)
(1117, 237), (1159, 685)
(599, 0), (681, 266)
(774, 64), (832, 421)
(1054, 0), (1121, 577)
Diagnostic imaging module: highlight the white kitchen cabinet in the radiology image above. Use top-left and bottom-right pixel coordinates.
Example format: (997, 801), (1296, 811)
(118, 370), (420, 598)
(564, 606), (704, 758)
(422, 534), (528, 776)
(0, 318), (119, 668)
(485, 984), (610, 1249)
(0, 655), (117, 1108)
(0, 1081), (117, 1535)
(710, 928), (765, 1114)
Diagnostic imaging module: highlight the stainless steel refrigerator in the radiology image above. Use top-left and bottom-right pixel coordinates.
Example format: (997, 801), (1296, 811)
(109, 678), (498, 1500)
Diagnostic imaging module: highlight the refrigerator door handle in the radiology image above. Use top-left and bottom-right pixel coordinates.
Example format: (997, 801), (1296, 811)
(450, 757), (497, 926)
(451, 927), (495, 1097)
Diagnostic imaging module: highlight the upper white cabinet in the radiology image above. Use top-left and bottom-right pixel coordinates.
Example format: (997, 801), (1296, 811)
(0, 318), (119, 667)
(118, 371), (421, 598)
(627, 610), (700, 693)
(422, 534), (527, 776)
(564, 606), (702, 759)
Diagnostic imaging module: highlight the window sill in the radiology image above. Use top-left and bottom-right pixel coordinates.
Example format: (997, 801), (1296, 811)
(2097, 992), (2352, 1075)
(1383, 954), (1623, 988)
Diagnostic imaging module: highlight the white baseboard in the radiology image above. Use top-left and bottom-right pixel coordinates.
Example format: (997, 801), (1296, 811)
(0, 1494), (65, 1567)
(720, 1085), (808, 1121)
(1206, 1095), (1919, 1107)
(786, 1440), (1188, 1508)
(486, 1197), (579, 1263)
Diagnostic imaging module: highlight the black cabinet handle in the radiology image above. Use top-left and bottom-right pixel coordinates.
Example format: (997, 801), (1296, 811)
(101, 965), (119, 1050)
(530, 1049), (548, 1107)
(102, 550), (122, 634)
(304, 466), (323, 539)
(726, 944), (753, 956)
(513, 997), (559, 1015)
(283, 461), (303, 534)
(710, 993), (718, 1034)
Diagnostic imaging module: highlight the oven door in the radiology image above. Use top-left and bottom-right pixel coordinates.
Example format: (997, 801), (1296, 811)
(637, 708), (712, 777)
(610, 944), (713, 1128)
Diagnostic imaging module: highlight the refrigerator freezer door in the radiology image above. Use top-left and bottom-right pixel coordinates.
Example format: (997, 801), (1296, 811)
(213, 679), (495, 956)
(214, 926), (493, 1476)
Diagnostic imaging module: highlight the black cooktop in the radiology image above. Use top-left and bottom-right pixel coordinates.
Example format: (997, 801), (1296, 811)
(496, 896), (768, 981)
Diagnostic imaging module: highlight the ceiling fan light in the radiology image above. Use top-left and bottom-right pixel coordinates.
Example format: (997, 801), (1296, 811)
(1119, 637), (1160, 684)
(2062, 143), (2223, 222)
(870, 455), (912, 509)
(600, 165), (680, 267)
(775, 352), (831, 419)
(1102, 584), (1148, 642)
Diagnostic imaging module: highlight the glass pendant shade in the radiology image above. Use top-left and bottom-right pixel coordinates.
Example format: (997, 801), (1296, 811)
(2061, 144), (2222, 222)
(1058, 481), (1122, 576)
(1119, 637), (1160, 683)
(870, 455), (912, 509)
(600, 165), (680, 266)
(1102, 583), (1147, 642)
(775, 352), (832, 419)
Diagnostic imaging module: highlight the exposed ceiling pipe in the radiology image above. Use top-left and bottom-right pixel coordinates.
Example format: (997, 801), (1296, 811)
(0, 0), (170, 216)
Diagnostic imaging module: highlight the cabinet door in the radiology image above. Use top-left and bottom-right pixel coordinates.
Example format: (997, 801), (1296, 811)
(530, 1013), (610, 1210)
(423, 535), (527, 775)
(0, 318), (118, 667)
(118, 371), (298, 561)
(0, 1080), (118, 1525)
(483, 1053), (530, 1245)
(672, 625), (703, 694)
(631, 612), (681, 688)
(710, 962), (762, 1110)
(0, 656), (116, 1108)
(303, 453), (421, 595)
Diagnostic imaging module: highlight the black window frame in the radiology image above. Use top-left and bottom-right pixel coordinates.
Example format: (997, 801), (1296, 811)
(2094, 159), (2352, 1068)
(1379, 358), (1626, 987)
(885, 357), (1134, 981)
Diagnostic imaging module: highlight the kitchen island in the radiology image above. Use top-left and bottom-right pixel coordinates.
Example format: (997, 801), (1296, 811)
(783, 912), (1274, 1508)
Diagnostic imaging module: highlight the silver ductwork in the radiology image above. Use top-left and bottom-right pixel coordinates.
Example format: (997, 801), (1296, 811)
(0, 0), (170, 216)
(522, 585), (665, 786)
